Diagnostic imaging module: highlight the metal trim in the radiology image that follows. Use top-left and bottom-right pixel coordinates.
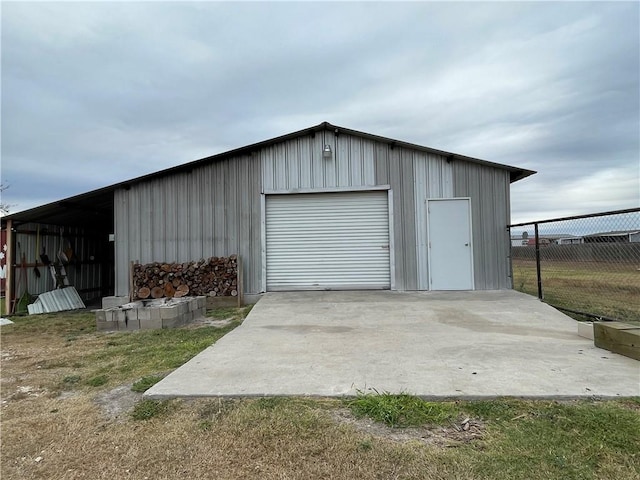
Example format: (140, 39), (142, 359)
(260, 193), (267, 293)
(263, 185), (391, 195)
(388, 189), (396, 291)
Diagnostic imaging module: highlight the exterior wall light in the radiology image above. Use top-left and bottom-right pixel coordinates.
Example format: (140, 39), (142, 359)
(323, 144), (332, 159)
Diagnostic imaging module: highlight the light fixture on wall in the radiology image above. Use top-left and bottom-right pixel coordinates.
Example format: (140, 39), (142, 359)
(323, 144), (332, 159)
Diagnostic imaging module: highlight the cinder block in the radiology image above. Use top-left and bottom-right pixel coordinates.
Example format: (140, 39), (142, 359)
(162, 317), (182, 329)
(95, 310), (107, 322)
(126, 318), (140, 330)
(189, 299), (198, 312)
(126, 309), (138, 322)
(183, 311), (193, 324)
(197, 296), (206, 309)
(101, 296), (129, 309)
(138, 308), (151, 321)
(577, 322), (594, 340)
(161, 306), (179, 320)
(150, 308), (162, 321)
(140, 316), (162, 330)
(96, 320), (117, 332)
(178, 303), (188, 315)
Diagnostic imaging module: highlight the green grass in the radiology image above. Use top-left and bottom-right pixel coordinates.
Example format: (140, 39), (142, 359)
(86, 375), (108, 387)
(1, 310), (96, 336)
(206, 304), (254, 319)
(347, 391), (457, 427)
(1, 307), (247, 391)
(463, 399), (640, 479)
(344, 393), (640, 478)
(131, 375), (164, 393)
(131, 399), (172, 421)
(86, 322), (240, 384)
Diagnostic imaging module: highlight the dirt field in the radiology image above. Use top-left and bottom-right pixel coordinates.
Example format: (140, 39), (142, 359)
(512, 259), (640, 322)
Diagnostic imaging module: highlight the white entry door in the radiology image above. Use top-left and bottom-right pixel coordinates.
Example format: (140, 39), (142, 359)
(427, 198), (474, 290)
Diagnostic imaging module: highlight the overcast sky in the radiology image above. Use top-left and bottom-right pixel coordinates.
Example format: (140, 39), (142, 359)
(1, 1), (639, 224)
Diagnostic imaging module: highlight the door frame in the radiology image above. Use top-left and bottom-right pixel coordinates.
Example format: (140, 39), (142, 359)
(426, 197), (475, 290)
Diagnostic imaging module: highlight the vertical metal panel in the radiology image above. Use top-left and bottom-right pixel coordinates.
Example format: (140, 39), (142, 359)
(414, 153), (454, 289)
(115, 155), (263, 296)
(453, 160), (511, 289)
(374, 146), (419, 291)
(261, 132), (375, 192)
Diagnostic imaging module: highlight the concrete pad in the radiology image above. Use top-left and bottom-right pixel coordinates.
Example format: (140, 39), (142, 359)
(145, 290), (640, 399)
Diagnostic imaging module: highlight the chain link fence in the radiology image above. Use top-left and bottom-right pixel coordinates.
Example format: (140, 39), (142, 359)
(509, 208), (640, 322)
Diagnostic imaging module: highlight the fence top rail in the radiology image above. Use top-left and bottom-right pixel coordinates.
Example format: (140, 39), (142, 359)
(508, 207), (640, 228)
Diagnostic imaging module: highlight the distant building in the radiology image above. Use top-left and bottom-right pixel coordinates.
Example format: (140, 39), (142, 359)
(583, 230), (640, 243)
(511, 233), (583, 246)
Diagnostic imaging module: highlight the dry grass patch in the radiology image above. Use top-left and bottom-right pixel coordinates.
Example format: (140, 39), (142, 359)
(512, 259), (640, 321)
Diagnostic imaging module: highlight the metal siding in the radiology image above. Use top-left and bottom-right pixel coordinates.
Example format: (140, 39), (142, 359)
(400, 149), (417, 290)
(262, 132), (375, 192)
(115, 155), (262, 296)
(265, 192), (390, 290)
(414, 153), (454, 289)
(453, 161), (511, 289)
(13, 223), (105, 302)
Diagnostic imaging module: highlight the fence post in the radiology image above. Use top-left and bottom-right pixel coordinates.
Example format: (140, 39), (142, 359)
(534, 223), (543, 300)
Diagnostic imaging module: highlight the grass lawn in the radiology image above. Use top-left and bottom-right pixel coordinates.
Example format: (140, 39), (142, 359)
(512, 259), (640, 322)
(1, 309), (639, 479)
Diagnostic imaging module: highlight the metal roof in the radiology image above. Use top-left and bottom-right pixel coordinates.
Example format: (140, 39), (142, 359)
(584, 230), (640, 237)
(2, 122), (536, 228)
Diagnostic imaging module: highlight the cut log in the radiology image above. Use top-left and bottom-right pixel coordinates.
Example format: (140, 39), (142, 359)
(164, 282), (175, 298)
(174, 285), (190, 298)
(138, 287), (151, 299)
(151, 286), (164, 299)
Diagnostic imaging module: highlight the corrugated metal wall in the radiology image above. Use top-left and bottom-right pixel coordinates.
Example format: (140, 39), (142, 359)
(114, 155), (262, 296)
(12, 223), (107, 302)
(375, 145), (454, 290)
(114, 129), (513, 295)
(453, 161), (512, 289)
(262, 134), (376, 190)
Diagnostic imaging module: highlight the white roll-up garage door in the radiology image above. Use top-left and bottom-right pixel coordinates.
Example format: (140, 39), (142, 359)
(266, 191), (391, 290)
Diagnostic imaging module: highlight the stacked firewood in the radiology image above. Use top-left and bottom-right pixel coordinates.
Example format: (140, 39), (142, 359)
(133, 255), (239, 299)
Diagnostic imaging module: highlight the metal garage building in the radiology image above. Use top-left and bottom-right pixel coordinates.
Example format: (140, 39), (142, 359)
(2, 122), (535, 306)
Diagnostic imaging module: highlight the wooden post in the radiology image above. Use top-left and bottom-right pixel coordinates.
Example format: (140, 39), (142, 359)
(5, 220), (13, 314)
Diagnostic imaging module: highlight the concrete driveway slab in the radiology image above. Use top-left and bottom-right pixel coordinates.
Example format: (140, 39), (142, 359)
(145, 290), (639, 399)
